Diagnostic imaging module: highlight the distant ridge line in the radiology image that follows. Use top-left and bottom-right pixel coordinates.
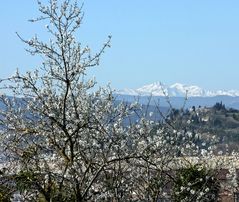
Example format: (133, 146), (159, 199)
(117, 83), (239, 97)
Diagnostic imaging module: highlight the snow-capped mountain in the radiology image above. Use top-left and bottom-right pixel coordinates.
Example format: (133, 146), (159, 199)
(117, 82), (239, 97)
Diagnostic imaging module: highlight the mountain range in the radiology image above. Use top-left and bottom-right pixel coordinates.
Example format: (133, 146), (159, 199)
(116, 83), (239, 109)
(117, 82), (239, 97)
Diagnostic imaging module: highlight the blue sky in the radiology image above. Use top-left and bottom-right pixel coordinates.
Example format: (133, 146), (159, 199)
(1, 0), (239, 91)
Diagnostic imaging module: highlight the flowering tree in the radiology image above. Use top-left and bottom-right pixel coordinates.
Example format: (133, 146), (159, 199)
(0, 0), (223, 201)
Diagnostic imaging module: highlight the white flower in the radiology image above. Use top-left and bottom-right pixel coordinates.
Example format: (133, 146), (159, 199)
(205, 187), (209, 192)
(201, 149), (207, 156)
(190, 189), (195, 194)
(180, 186), (185, 191)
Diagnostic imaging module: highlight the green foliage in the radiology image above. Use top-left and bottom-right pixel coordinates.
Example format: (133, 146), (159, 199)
(15, 170), (37, 193)
(172, 164), (220, 202)
(0, 185), (12, 202)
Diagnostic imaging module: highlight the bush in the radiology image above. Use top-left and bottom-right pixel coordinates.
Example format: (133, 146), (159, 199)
(173, 164), (220, 202)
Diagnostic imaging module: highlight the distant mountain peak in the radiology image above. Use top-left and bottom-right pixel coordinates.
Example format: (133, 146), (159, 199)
(170, 83), (185, 88)
(117, 83), (239, 97)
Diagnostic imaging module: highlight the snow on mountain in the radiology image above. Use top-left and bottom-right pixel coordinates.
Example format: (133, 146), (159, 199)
(117, 88), (138, 96)
(136, 82), (165, 96)
(168, 83), (205, 97)
(117, 83), (239, 97)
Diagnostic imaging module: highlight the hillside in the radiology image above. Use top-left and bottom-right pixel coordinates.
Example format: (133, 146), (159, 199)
(169, 102), (239, 153)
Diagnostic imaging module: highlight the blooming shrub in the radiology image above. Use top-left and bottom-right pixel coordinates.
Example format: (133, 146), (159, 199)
(173, 164), (220, 202)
